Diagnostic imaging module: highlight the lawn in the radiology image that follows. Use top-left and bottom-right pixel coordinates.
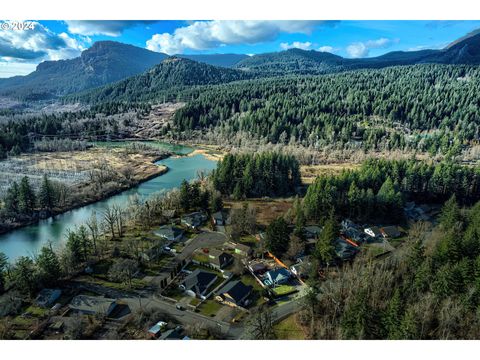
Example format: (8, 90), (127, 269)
(78, 275), (148, 291)
(190, 297), (201, 306)
(142, 257), (172, 276)
(24, 305), (49, 318)
(272, 285), (297, 297)
(388, 236), (407, 248)
(192, 252), (210, 263)
(197, 300), (223, 317)
(240, 274), (265, 307)
(363, 244), (389, 257)
(240, 274), (263, 291)
(162, 285), (185, 301)
(239, 235), (257, 245)
(274, 315), (305, 340)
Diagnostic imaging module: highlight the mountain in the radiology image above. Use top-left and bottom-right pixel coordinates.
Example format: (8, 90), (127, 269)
(0, 41), (168, 100)
(3, 30), (480, 102)
(234, 32), (480, 74)
(446, 28), (480, 49)
(177, 53), (249, 68)
(72, 56), (254, 103)
(433, 32), (480, 64)
(235, 48), (346, 74)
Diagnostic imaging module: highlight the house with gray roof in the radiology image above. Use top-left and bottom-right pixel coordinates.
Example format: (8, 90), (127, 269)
(69, 295), (118, 317)
(181, 212), (207, 229)
(207, 249), (234, 270)
(155, 225), (184, 242)
(179, 269), (218, 299)
(35, 288), (62, 308)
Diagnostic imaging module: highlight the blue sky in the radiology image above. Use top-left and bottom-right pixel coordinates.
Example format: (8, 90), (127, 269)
(1, 20), (480, 77)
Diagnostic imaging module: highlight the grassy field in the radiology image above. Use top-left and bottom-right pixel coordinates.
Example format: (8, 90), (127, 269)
(197, 300), (223, 317)
(300, 163), (360, 184)
(272, 285), (297, 297)
(274, 315), (305, 340)
(225, 198), (294, 226)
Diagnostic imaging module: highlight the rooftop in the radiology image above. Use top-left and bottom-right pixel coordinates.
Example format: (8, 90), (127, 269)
(216, 280), (253, 305)
(182, 269), (218, 296)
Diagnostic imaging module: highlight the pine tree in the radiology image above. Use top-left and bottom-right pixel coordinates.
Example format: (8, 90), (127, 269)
(4, 181), (19, 216)
(38, 175), (55, 212)
(265, 217), (290, 257)
(179, 180), (190, 212)
(12, 256), (37, 295)
(36, 244), (61, 286)
(440, 195), (462, 231)
(315, 215), (338, 266)
(18, 176), (36, 215)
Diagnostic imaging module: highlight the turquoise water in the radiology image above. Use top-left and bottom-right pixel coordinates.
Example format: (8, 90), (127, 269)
(0, 151), (216, 261)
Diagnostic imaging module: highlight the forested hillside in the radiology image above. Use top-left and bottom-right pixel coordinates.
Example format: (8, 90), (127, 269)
(303, 158), (480, 223)
(68, 57), (254, 103)
(304, 197), (480, 339)
(173, 64), (480, 154)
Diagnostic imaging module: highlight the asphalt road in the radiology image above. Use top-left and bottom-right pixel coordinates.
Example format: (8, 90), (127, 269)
(120, 295), (243, 339)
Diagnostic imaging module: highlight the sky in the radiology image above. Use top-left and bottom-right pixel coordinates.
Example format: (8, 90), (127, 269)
(1, 20), (480, 77)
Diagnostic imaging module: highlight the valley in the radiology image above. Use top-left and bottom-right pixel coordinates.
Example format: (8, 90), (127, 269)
(0, 26), (480, 341)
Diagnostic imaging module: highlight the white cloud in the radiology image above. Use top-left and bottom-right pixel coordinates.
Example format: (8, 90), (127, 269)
(0, 21), (87, 77)
(346, 42), (368, 58)
(65, 20), (157, 37)
(318, 45), (336, 53)
(146, 20), (333, 55)
(0, 61), (36, 78)
(346, 37), (397, 58)
(0, 21), (84, 62)
(280, 41), (312, 50)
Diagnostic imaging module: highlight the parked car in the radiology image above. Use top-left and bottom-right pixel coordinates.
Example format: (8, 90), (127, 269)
(176, 304), (185, 311)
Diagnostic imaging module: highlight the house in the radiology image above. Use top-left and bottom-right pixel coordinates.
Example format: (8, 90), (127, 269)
(35, 288), (62, 308)
(148, 321), (167, 338)
(181, 212), (207, 229)
(380, 226), (401, 239)
(341, 219), (360, 231)
(264, 268), (292, 287)
(69, 295), (118, 317)
(158, 328), (189, 340)
(304, 225), (322, 239)
(211, 211), (226, 226)
(229, 242), (253, 257)
(334, 238), (359, 261)
(343, 227), (367, 243)
(208, 249), (234, 270)
(247, 260), (267, 274)
(290, 261), (311, 279)
(215, 280), (253, 307)
(364, 226), (382, 238)
(179, 269), (218, 299)
(155, 225), (184, 242)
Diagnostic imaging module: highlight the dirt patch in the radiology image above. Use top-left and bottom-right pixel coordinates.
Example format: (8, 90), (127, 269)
(225, 199), (294, 226)
(187, 148), (224, 161)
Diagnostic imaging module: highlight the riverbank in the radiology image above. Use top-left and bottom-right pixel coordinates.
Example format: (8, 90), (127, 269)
(0, 147), (170, 236)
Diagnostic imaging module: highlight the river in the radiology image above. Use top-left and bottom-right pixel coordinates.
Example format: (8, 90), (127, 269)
(0, 143), (217, 261)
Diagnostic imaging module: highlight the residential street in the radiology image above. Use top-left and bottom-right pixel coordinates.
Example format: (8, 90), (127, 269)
(120, 295), (244, 339)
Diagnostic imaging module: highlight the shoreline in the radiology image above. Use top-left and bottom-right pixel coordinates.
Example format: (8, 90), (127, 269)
(0, 151), (170, 236)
